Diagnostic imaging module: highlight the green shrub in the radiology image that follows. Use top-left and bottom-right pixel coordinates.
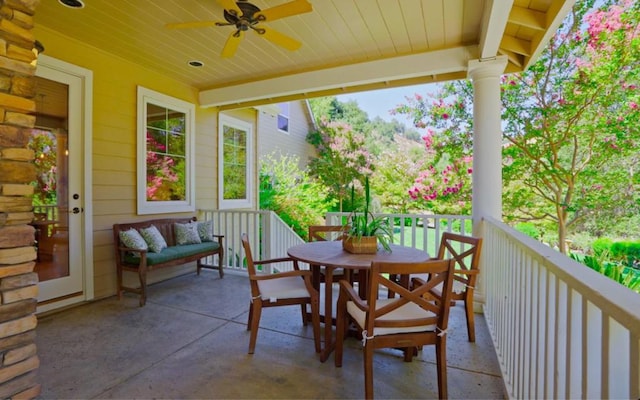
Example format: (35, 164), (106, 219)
(591, 237), (613, 256)
(259, 153), (337, 239)
(515, 222), (540, 239)
(610, 240), (640, 268)
(570, 251), (640, 294)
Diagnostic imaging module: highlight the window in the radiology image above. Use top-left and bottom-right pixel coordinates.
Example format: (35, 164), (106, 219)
(277, 102), (289, 133)
(219, 114), (253, 209)
(137, 86), (195, 214)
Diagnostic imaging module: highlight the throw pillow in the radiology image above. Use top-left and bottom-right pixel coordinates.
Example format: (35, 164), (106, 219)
(140, 225), (168, 253)
(175, 222), (202, 245)
(119, 228), (148, 251)
(197, 220), (214, 242)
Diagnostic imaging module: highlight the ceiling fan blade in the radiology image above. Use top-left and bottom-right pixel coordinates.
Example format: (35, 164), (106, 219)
(216, 0), (242, 15)
(221, 31), (244, 58)
(256, 0), (312, 22)
(165, 21), (218, 29)
(260, 27), (302, 51)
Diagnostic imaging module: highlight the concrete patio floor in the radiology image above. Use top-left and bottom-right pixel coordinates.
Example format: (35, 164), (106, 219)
(35, 271), (506, 399)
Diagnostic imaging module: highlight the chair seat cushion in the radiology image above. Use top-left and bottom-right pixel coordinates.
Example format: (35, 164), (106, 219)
(258, 276), (310, 301)
(347, 298), (436, 337)
(433, 280), (467, 295)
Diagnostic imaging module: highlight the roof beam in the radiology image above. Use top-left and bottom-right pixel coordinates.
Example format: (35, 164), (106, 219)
(199, 45), (478, 108)
(509, 6), (546, 30)
(498, 48), (523, 68)
(478, 0), (514, 59)
(524, 0), (578, 69)
(500, 34), (532, 56)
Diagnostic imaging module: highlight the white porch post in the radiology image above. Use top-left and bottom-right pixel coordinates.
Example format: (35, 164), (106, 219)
(468, 56), (507, 228)
(468, 56), (507, 310)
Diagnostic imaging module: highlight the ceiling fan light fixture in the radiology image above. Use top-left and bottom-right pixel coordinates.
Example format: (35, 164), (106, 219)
(58, 0), (85, 9)
(188, 60), (204, 67)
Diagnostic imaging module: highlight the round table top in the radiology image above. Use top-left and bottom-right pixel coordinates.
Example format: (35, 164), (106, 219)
(287, 240), (430, 270)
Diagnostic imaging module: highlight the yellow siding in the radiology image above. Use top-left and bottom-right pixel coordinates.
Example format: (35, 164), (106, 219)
(33, 26), (220, 300)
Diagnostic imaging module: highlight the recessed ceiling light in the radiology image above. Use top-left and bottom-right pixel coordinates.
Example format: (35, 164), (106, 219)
(58, 0), (85, 9)
(188, 60), (204, 67)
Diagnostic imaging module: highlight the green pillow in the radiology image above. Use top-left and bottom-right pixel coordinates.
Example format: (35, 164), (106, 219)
(175, 222), (201, 245)
(140, 225), (168, 253)
(197, 220), (214, 242)
(119, 228), (148, 251)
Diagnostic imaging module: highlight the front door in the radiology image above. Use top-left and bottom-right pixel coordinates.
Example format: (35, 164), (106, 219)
(32, 58), (91, 309)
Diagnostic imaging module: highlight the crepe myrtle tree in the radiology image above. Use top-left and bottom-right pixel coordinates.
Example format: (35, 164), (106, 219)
(393, 0), (640, 252)
(391, 90), (475, 215)
(306, 118), (373, 211)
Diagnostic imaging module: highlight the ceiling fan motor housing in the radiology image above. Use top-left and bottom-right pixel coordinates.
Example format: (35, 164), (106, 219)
(224, 1), (260, 23)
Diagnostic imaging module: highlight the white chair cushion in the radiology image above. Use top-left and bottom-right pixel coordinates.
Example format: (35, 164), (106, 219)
(257, 276), (311, 301)
(433, 280), (467, 295)
(347, 298), (436, 337)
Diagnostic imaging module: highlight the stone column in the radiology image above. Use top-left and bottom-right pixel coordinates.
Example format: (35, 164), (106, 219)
(0, 0), (41, 398)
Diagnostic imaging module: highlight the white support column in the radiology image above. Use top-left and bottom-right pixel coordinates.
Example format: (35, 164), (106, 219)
(468, 56), (507, 312)
(468, 56), (508, 230)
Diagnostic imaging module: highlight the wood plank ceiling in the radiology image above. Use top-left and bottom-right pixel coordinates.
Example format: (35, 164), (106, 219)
(33, 0), (574, 109)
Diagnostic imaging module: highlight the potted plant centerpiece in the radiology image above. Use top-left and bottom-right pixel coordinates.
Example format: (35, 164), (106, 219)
(342, 177), (393, 254)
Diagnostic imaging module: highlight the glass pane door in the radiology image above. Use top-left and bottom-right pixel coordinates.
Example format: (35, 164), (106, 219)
(31, 77), (70, 283)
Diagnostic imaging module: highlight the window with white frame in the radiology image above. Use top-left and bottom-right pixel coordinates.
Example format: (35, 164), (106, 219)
(277, 102), (289, 133)
(218, 114), (253, 209)
(136, 86), (195, 214)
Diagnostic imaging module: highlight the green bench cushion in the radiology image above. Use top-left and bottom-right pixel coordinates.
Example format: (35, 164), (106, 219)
(124, 242), (220, 266)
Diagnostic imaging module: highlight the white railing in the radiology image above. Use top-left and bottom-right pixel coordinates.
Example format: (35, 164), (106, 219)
(326, 212), (473, 255)
(198, 209), (640, 397)
(481, 217), (640, 399)
(198, 209), (304, 274)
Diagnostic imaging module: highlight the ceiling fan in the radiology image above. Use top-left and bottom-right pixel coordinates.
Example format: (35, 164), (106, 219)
(166, 0), (313, 58)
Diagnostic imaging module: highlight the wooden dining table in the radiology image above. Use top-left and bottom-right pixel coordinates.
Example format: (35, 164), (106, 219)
(287, 240), (430, 362)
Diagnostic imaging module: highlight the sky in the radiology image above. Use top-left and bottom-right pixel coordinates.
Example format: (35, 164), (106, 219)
(335, 83), (438, 128)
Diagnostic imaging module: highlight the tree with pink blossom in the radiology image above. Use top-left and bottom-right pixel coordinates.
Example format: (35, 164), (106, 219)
(306, 118), (373, 211)
(145, 132), (185, 201)
(394, 0), (640, 252)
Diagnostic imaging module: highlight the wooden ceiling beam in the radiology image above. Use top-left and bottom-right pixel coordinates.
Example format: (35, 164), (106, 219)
(508, 6), (546, 30)
(498, 48), (523, 68)
(500, 34), (531, 57)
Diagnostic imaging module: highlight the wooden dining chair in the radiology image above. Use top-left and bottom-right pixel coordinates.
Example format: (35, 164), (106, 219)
(308, 225), (353, 287)
(413, 232), (483, 342)
(334, 258), (455, 400)
(240, 233), (321, 354)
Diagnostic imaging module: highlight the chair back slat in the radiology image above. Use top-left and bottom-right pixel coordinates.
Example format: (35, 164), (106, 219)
(437, 232), (482, 285)
(366, 259), (456, 332)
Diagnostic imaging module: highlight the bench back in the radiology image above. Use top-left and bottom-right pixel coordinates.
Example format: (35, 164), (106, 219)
(113, 217), (197, 247)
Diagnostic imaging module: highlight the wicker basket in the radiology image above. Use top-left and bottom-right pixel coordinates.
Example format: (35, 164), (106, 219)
(342, 236), (378, 254)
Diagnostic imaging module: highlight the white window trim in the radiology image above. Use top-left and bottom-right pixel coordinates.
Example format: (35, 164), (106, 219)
(136, 86), (195, 215)
(218, 114), (253, 209)
(277, 102), (290, 134)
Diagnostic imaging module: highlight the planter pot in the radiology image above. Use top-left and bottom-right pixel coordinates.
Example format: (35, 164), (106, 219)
(343, 236), (378, 254)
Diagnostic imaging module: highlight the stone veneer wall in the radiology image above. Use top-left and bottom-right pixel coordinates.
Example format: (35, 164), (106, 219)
(0, 0), (41, 398)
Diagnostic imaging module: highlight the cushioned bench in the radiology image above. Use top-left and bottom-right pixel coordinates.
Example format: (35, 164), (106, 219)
(113, 217), (224, 306)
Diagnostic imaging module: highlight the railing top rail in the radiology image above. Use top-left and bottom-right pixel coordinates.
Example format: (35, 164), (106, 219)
(326, 212), (471, 219)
